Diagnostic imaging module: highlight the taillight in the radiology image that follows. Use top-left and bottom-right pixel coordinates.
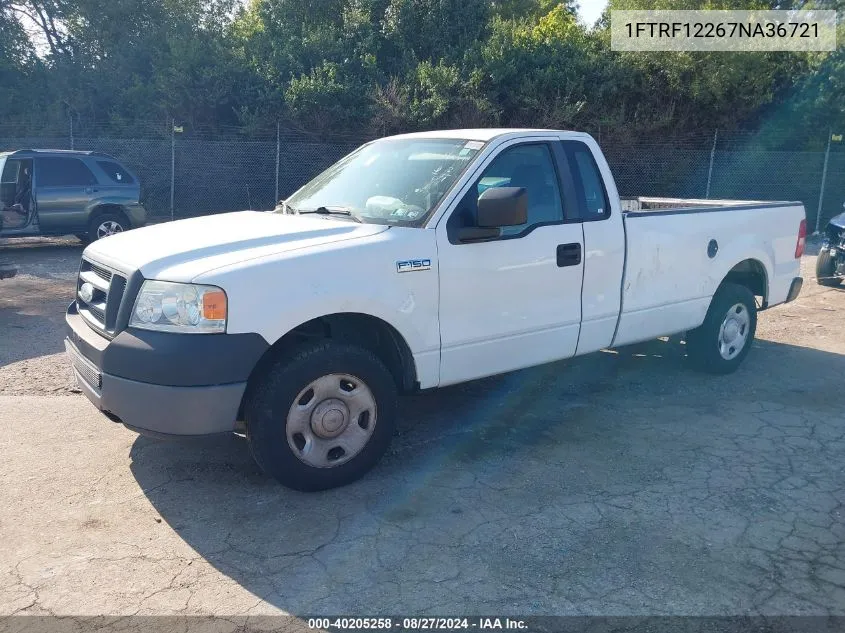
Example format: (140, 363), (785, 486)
(795, 219), (807, 258)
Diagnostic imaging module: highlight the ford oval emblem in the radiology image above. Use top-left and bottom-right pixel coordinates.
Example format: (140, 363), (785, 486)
(79, 282), (95, 303)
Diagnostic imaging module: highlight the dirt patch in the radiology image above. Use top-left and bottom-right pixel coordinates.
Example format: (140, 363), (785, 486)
(0, 237), (82, 395)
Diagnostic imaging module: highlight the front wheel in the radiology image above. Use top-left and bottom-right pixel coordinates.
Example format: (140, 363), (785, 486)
(816, 249), (842, 287)
(244, 341), (397, 491)
(686, 283), (757, 375)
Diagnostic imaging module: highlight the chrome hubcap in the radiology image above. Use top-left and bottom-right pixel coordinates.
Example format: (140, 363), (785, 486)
(97, 221), (123, 239)
(310, 398), (350, 438)
(286, 373), (377, 468)
(718, 303), (750, 360)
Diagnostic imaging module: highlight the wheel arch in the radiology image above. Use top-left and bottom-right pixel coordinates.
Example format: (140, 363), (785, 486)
(240, 312), (419, 419)
(721, 258), (769, 307)
(87, 203), (132, 229)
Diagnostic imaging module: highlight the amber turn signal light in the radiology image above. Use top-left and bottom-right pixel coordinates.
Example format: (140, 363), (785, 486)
(202, 289), (227, 320)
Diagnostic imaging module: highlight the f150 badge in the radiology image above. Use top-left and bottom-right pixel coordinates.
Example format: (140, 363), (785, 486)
(396, 259), (431, 273)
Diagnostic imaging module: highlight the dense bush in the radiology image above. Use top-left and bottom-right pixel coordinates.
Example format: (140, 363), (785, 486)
(0, 0), (841, 145)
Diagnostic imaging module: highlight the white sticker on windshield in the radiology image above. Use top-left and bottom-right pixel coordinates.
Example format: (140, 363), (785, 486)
(464, 141), (484, 151)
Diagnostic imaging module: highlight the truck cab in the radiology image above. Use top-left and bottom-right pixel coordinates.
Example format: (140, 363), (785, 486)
(65, 129), (805, 491)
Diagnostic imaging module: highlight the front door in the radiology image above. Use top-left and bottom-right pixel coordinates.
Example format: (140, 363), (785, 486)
(34, 156), (99, 232)
(1, 159), (28, 231)
(436, 140), (585, 386)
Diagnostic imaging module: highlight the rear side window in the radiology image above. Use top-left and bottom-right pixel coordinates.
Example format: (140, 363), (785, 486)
(36, 157), (97, 187)
(563, 141), (610, 220)
(1, 160), (20, 183)
(97, 160), (135, 184)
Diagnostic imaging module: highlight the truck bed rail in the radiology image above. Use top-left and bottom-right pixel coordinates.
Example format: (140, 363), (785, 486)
(621, 197), (802, 215)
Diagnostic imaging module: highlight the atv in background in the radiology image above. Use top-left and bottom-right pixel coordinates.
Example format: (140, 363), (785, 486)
(817, 202), (845, 287)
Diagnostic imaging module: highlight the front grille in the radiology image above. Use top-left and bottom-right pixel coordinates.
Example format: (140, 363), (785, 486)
(88, 303), (105, 322)
(106, 275), (127, 327)
(89, 262), (113, 283)
(77, 258), (128, 335)
(67, 341), (102, 390)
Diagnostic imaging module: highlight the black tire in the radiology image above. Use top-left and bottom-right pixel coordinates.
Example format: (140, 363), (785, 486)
(686, 282), (757, 375)
(244, 341), (397, 491)
(816, 249), (841, 287)
(87, 211), (128, 242)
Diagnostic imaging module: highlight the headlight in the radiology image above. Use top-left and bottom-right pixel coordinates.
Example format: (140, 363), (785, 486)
(130, 280), (227, 334)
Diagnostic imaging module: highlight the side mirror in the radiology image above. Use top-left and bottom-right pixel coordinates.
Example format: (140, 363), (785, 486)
(477, 186), (528, 227)
(456, 187), (528, 243)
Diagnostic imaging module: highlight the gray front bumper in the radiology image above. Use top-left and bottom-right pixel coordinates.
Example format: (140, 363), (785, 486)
(66, 338), (245, 436)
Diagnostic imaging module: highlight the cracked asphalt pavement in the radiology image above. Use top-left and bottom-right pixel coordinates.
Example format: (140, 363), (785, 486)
(1, 237), (845, 616)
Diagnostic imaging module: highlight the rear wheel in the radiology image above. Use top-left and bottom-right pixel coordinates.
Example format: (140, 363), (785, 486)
(88, 211), (128, 242)
(686, 283), (757, 375)
(245, 341), (397, 491)
(816, 249), (841, 287)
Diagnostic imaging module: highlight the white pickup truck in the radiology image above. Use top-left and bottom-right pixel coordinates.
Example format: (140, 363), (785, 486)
(65, 129), (806, 490)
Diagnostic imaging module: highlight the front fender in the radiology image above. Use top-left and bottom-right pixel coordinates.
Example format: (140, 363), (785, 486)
(194, 227), (442, 388)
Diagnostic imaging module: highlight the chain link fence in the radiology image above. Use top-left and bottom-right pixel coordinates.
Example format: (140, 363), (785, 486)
(602, 134), (845, 232)
(1, 128), (843, 231)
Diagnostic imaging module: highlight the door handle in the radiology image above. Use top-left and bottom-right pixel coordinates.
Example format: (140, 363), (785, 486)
(84, 187), (98, 194)
(556, 242), (581, 267)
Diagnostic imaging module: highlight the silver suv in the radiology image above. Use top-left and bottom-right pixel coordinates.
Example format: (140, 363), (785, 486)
(0, 149), (146, 243)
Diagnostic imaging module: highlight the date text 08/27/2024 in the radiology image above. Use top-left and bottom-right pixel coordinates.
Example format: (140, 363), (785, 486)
(307, 617), (528, 630)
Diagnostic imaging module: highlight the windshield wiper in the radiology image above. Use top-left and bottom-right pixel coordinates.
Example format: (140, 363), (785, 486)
(276, 200), (297, 214)
(298, 206), (362, 223)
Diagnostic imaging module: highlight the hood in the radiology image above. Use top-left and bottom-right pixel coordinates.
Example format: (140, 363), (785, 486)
(83, 211), (389, 281)
(828, 211), (845, 230)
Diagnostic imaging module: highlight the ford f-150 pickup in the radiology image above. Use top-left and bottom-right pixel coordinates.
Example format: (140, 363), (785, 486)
(65, 129), (806, 490)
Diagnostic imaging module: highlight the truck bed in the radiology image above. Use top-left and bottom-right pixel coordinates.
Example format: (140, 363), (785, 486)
(611, 198), (805, 348)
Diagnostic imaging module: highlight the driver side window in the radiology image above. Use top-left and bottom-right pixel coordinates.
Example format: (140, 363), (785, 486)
(451, 143), (564, 238)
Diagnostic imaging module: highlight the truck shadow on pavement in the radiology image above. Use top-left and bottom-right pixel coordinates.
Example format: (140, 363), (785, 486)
(129, 336), (845, 615)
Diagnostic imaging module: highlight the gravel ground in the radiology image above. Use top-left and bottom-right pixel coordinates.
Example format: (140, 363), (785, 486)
(2, 235), (845, 617)
(0, 236), (82, 395)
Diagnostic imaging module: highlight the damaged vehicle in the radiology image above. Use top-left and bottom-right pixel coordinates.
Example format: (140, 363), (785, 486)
(0, 149), (146, 243)
(817, 203), (845, 287)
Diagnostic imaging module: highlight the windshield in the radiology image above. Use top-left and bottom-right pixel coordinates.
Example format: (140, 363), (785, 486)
(283, 138), (485, 225)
